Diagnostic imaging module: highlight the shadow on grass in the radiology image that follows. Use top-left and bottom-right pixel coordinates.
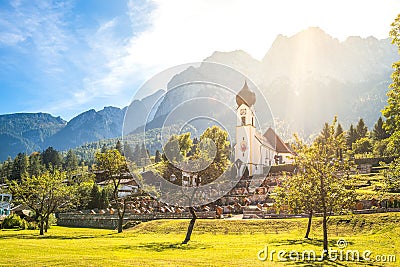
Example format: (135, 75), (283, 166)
(272, 238), (353, 248)
(131, 242), (210, 252)
(0, 231), (118, 240)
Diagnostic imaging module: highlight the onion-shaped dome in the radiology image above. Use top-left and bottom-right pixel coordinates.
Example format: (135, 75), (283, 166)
(236, 81), (256, 107)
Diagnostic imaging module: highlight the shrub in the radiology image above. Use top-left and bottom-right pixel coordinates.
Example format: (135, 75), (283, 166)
(1, 214), (26, 229)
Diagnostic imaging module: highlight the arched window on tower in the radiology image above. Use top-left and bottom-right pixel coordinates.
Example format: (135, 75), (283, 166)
(252, 117), (254, 126)
(241, 116), (246, 126)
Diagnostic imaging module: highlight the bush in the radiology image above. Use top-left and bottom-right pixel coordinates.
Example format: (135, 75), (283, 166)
(1, 214), (27, 229)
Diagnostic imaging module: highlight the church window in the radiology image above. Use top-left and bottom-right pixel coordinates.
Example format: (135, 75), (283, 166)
(241, 116), (246, 125)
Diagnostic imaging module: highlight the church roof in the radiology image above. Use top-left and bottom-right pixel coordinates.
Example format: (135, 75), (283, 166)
(263, 128), (295, 154)
(236, 81), (256, 107)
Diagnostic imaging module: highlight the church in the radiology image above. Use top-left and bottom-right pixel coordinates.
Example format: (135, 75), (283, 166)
(235, 81), (295, 177)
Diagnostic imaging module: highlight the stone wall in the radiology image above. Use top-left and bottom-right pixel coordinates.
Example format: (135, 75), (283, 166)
(57, 213), (123, 229)
(57, 211), (216, 229)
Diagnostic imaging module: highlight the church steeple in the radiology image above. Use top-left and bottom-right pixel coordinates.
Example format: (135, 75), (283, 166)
(236, 81), (256, 107)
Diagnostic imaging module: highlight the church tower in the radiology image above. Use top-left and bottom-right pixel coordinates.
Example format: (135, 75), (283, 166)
(235, 81), (257, 176)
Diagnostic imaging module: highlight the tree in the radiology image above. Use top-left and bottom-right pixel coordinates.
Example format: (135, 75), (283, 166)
(335, 123), (344, 138)
(88, 183), (101, 210)
(133, 144), (141, 165)
(356, 118), (368, 139)
(28, 152), (44, 177)
(274, 137), (319, 239)
(352, 137), (373, 154)
(64, 150), (79, 172)
(383, 157), (400, 193)
(42, 147), (62, 170)
(373, 117), (390, 140)
(11, 153), (29, 181)
(382, 14), (400, 154)
(95, 149), (128, 233)
(346, 124), (358, 149)
(9, 170), (75, 235)
(115, 140), (123, 155)
(313, 119), (355, 253)
(277, 118), (355, 254)
(124, 142), (134, 161)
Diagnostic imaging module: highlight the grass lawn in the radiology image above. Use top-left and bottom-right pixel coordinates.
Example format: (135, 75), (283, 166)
(0, 213), (399, 266)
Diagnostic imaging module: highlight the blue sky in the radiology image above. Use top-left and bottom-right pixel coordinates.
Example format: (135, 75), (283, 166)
(0, 0), (399, 120)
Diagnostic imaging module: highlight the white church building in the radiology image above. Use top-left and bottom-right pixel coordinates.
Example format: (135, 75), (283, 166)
(235, 81), (295, 177)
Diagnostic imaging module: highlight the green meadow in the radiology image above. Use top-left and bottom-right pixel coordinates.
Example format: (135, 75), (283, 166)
(0, 213), (399, 267)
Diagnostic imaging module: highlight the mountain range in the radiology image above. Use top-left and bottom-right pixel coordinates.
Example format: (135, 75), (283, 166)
(0, 27), (398, 161)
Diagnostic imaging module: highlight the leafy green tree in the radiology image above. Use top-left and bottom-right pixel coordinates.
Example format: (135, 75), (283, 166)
(274, 136), (319, 239)
(373, 117), (390, 140)
(382, 157), (400, 193)
(75, 181), (95, 210)
(382, 14), (400, 154)
(373, 139), (390, 157)
(163, 136), (184, 163)
(9, 170), (75, 235)
(95, 149), (128, 233)
(352, 137), (373, 154)
(278, 118), (355, 253)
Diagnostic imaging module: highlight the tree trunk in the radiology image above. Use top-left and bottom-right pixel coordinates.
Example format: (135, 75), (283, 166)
(117, 215), (123, 233)
(304, 210), (313, 239)
(39, 221), (44, 235)
(45, 216), (49, 233)
(319, 174), (328, 257)
(322, 208), (328, 253)
(182, 207), (197, 244)
(117, 199), (126, 233)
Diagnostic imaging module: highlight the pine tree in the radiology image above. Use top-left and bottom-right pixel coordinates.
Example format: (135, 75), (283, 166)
(88, 183), (101, 209)
(346, 124), (358, 149)
(356, 118), (368, 139)
(64, 150), (79, 172)
(11, 153), (29, 181)
(133, 144), (140, 165)
(123, 142), (134, 161)
(42, 147), (62, 170)
(115, 140), (123, 155)
(335, 123), (344, 138)
(28, 152), (44, 177)
(373, 117), (390, 140)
